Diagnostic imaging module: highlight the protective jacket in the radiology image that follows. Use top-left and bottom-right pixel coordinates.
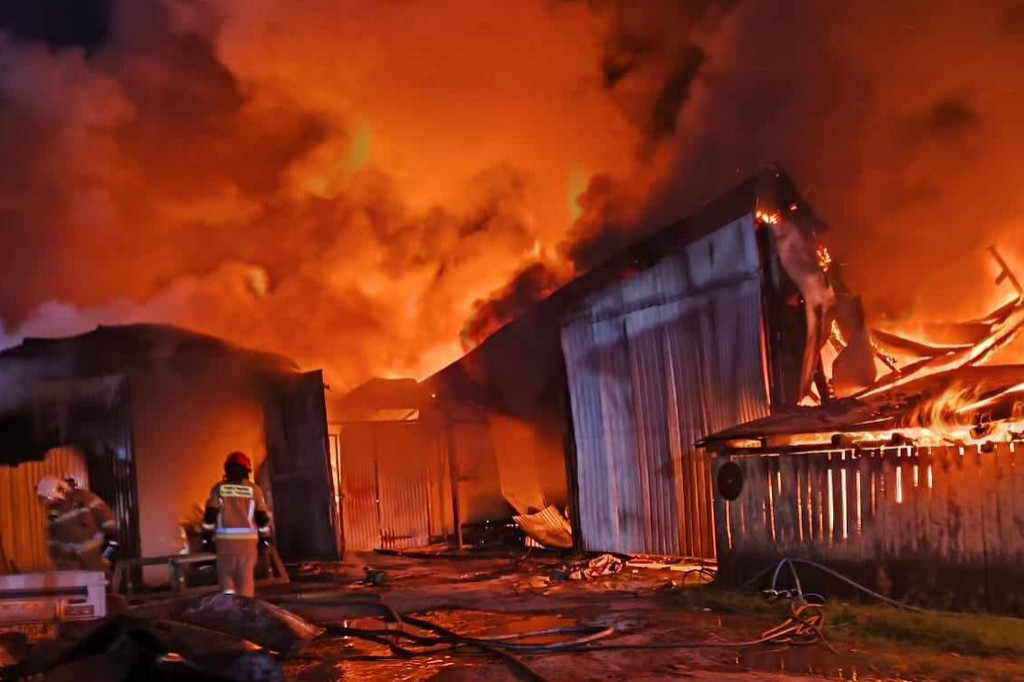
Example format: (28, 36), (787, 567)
(46, 488), (117, 570)
(202, 479), (271, 544)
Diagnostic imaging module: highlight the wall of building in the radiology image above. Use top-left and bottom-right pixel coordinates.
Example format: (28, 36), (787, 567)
(0, 327), (294, 582)
(489, 413), (568, 514)
(561, 214), (770, 558)
(0, 447), (89, 573)
(332, 419), (453, 552)
(129, 371), (268, 559)
(714, 442), (1024, 613)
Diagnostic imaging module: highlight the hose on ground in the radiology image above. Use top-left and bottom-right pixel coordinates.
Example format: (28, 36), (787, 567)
(755, 557), (925, 612)
(269, 590), (828, 680)
(267, 556), (933, 677)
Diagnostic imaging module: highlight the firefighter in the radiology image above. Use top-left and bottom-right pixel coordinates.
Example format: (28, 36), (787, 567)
(200, 451), (272, 598)
(36, 475), (118, 572)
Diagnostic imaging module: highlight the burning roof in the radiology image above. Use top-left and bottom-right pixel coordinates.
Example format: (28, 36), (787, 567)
(425, 167), (818, 417)
(701, 364), (1024, 453)
(702, 239), (1024, 453)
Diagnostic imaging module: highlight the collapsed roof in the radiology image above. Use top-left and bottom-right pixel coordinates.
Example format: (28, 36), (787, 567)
(702, 364), (1024, 453)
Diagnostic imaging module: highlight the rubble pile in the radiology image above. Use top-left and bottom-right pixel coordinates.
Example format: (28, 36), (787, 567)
(562, 554), (625, 581)
(0, 594), (321, 682)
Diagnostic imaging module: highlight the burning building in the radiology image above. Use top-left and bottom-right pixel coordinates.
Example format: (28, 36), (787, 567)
(326, 379), (459, 552)
(702, 256), (1024, 610)
(0, 324), (340, 579)
(414, 168), (851, 557)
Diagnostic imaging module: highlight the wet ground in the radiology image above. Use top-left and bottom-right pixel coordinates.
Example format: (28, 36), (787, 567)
(256, 552), (981, 682)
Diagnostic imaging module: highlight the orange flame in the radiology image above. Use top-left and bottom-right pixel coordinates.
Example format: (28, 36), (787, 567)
(816, 244), (833, 272)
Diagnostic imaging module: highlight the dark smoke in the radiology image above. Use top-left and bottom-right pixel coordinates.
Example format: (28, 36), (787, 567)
(5, 0), (1024, 381)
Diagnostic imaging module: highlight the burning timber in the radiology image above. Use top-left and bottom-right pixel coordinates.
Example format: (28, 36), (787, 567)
(701, 258), (1024, 610)
(695, 237), (1024, 611)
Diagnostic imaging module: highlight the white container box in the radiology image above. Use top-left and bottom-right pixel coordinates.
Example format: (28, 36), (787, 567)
(0, 571), (107, 629)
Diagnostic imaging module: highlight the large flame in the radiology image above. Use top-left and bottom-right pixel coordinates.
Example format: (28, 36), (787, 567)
(3, 0), (1024, 395)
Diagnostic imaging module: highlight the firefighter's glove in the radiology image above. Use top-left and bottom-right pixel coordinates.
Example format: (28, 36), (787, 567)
(101, 538), (119, 562)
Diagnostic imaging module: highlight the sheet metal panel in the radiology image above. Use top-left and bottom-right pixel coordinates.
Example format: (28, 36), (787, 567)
(338, 424), (381, 552)
(0, 446), (90, 573)
(376, 423), (431, 550)
(685, 215), (759, 290)
(563, 217), (769, 558)
(424, 426), (453, 540)
(561, 321), (611, 549)
(339, 422), (448, 552)
(265, 370), (340, 561)
(23, 375), (142, 564)
(715, 443), (1024, 609)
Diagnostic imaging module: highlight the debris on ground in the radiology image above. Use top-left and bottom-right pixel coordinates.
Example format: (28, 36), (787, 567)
(626, 556), (718, 585)
(513, 506), (573, 549)
(362, 566), (387, 586)
(563, 553), (625, 581)
(10, 615), (285, 682)
(0, 593), (331, 681)
(178, 593), (323, 657)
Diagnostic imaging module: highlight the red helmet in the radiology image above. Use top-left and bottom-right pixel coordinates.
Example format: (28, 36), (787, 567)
(224, 451), (252, 473)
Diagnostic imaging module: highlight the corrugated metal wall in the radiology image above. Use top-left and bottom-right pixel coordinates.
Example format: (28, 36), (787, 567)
(562, 215), (770, 558)
(27, 375), (141, 562)
(0, 446), (89, 573)
(338, 424), (381, 552)
(337, 421), (450, 551)
(376, 424), (431, 549)
(715, 443), (1024, 609)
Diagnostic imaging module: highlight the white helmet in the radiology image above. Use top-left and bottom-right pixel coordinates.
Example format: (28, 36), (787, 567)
(36, 475), (71, 503)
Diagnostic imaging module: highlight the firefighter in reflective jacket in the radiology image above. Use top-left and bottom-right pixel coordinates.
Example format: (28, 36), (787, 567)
(201, 451), (271, 598)
(36, 475), (118, 572)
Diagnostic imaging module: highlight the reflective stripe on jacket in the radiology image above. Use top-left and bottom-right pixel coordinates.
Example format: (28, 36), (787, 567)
(202, 480), (271, 541)
(45, 489), (116, 561)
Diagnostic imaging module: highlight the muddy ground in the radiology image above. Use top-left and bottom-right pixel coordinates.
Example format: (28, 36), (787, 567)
(242, 551), (1024, 682)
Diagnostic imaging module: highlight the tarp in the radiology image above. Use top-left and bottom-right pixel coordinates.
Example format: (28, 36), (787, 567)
(513, 506), (572, 549)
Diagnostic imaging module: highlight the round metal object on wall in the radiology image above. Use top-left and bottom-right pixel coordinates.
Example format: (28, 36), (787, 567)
(717, 461), (744, 501)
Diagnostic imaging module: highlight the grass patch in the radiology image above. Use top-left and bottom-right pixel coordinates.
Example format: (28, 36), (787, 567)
(826, 603), (1024, 658)
(661, 585), (1024, 657)
(658, 585), (1024, 680)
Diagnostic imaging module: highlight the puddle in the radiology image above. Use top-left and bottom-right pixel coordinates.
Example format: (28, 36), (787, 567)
(738, 645), (913, 681)
(283, 610), (579, 682)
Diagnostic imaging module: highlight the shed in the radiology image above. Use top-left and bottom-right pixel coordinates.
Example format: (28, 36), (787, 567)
(426, 168), (843, 558)
(0, 324), (340, 577)
(701, 364), (1024, 611)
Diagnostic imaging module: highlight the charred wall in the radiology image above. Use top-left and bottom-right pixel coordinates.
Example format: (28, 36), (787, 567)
(714, 443), (1024, 613)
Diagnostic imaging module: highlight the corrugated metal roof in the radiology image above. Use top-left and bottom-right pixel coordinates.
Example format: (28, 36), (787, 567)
(0, 324), (298, 374)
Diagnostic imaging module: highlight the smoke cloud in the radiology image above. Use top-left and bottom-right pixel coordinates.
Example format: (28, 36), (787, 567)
(3, 0), (1024, 390)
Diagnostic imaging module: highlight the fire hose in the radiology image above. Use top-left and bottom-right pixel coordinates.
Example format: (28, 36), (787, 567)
(746, 557), (925, 612)
(270, 590), (831, 682)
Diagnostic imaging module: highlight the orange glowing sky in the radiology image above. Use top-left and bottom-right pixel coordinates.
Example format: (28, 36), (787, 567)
(3, 0), (1024, 389)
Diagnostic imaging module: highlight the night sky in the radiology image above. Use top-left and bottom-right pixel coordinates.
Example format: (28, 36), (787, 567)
(0, 0), (109, 49)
